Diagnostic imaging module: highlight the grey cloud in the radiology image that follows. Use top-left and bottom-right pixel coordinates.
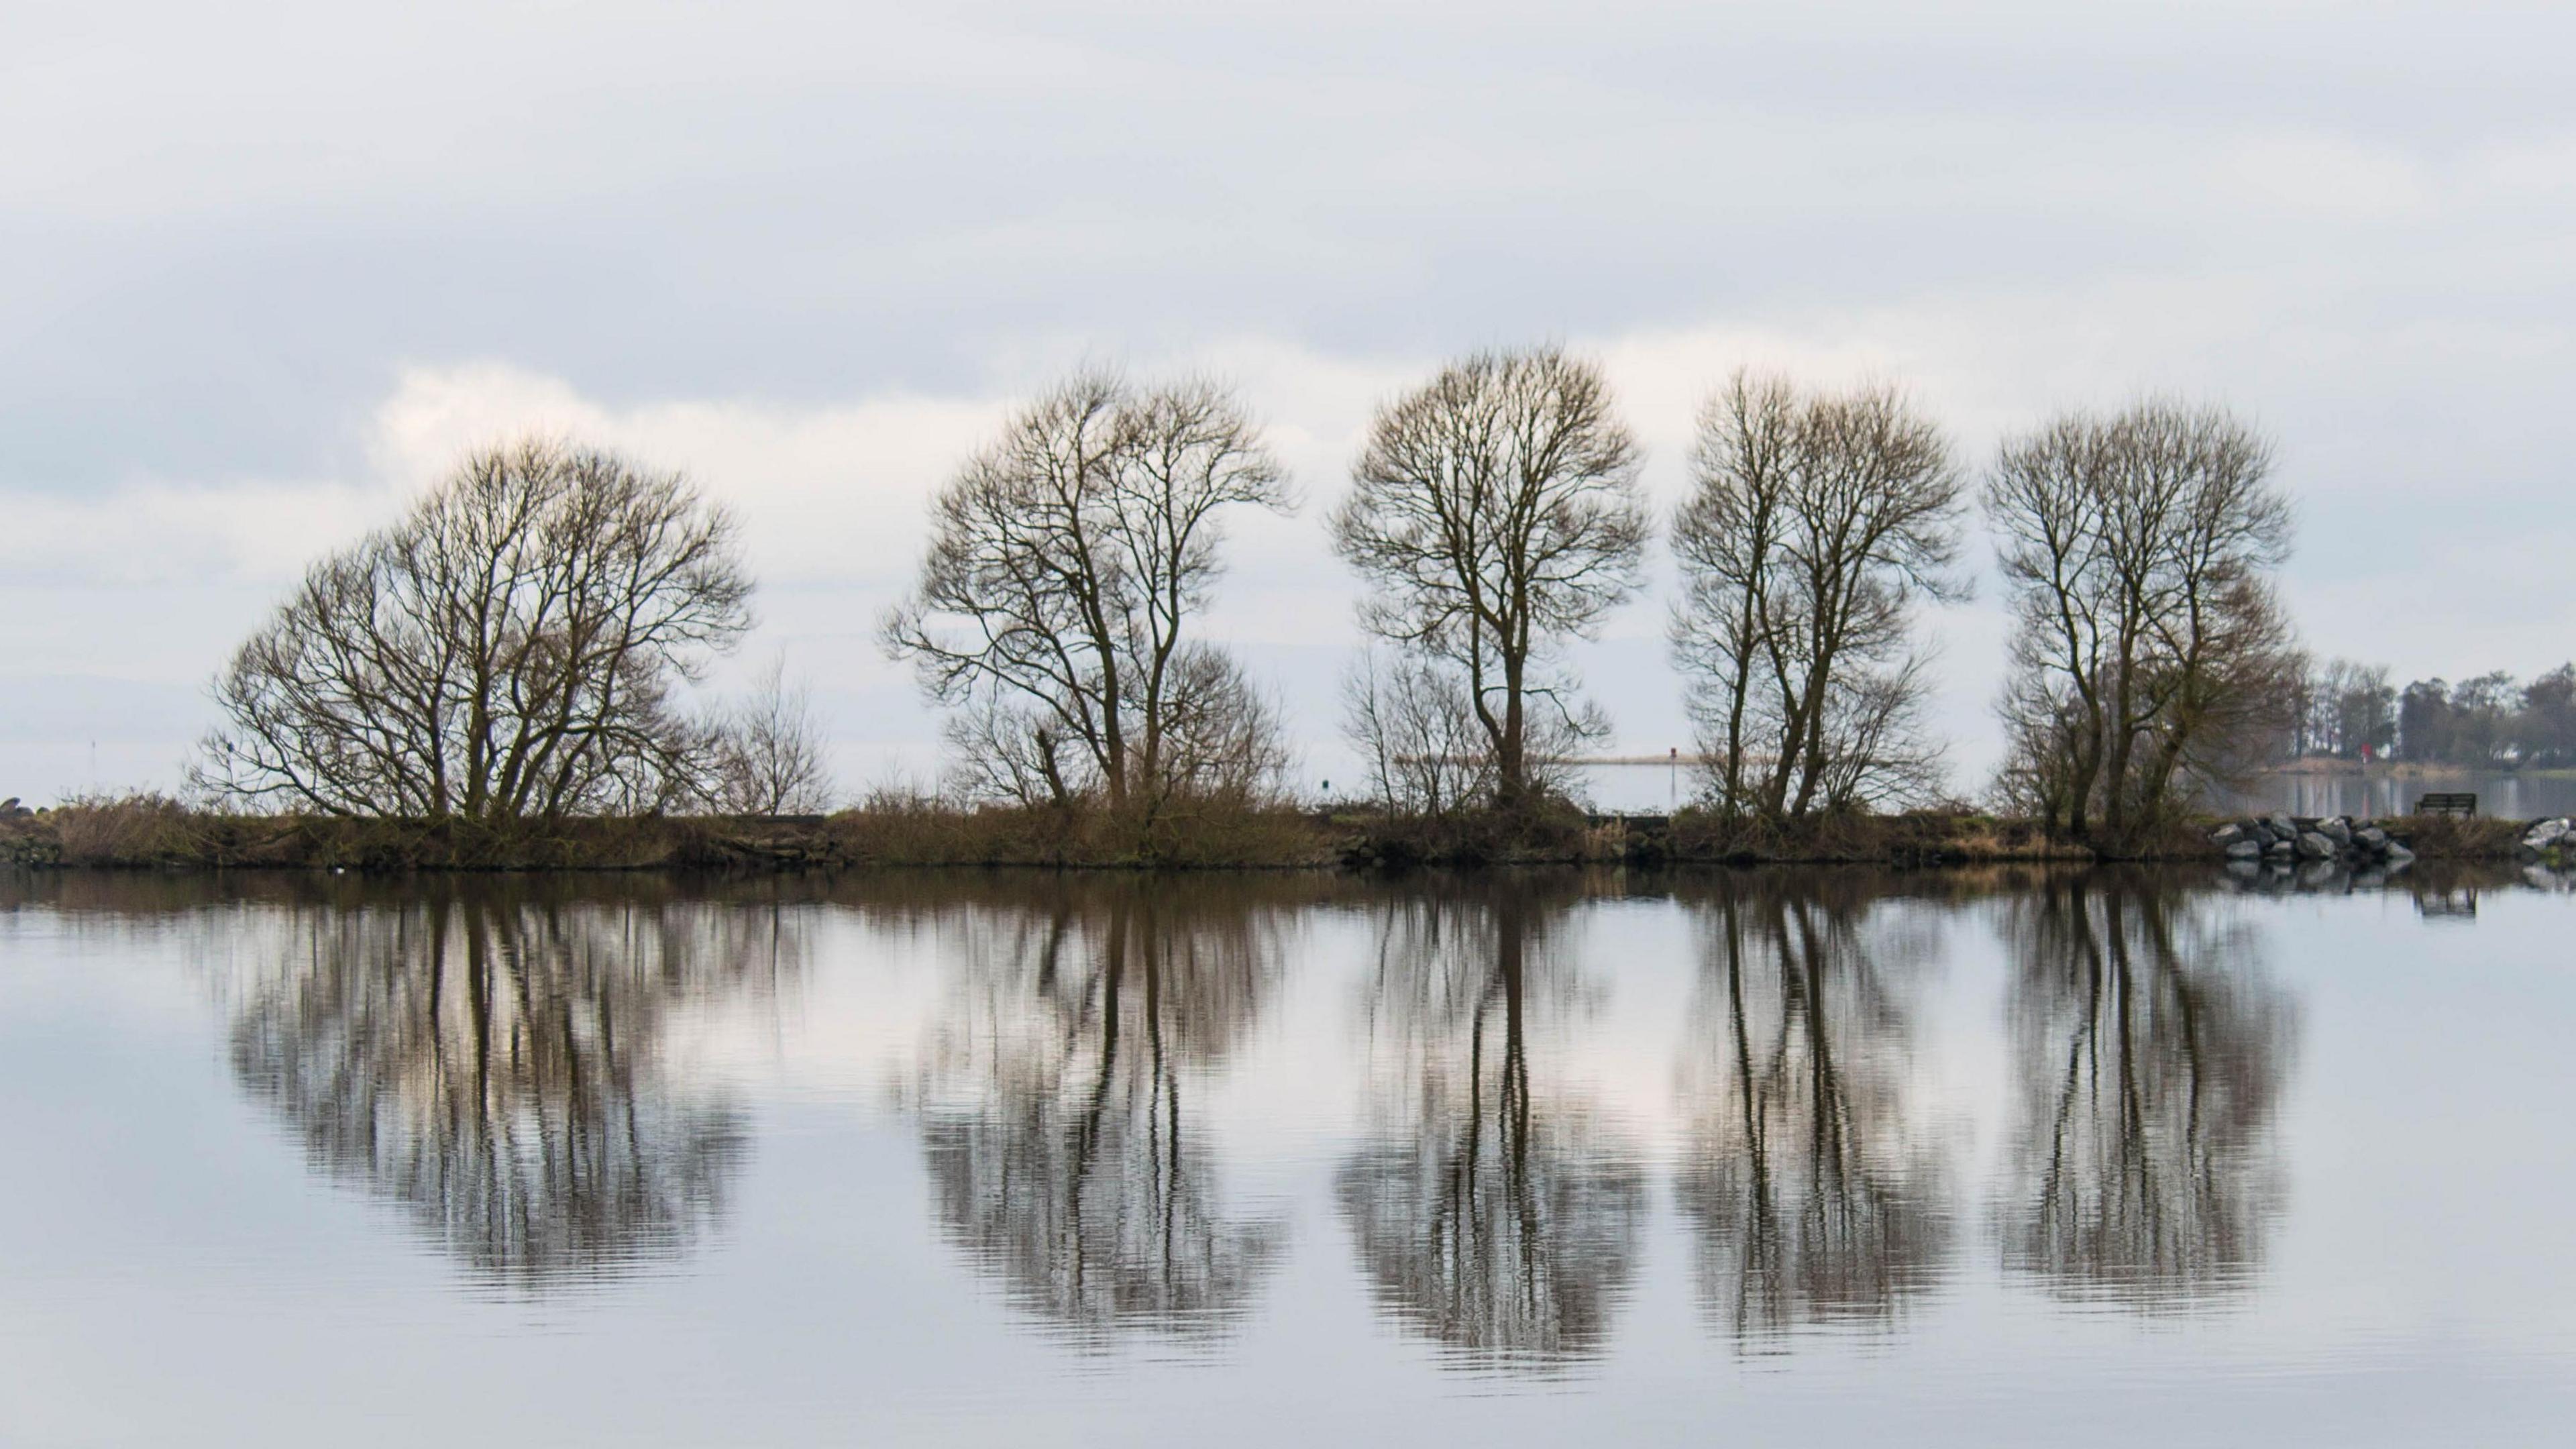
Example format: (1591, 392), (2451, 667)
(5, 0), (2573, 792)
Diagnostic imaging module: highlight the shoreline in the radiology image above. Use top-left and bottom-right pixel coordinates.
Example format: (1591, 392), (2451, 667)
(0, 798), (2536, 873)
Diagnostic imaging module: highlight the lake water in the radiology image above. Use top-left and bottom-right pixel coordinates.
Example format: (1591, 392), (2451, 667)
(2221, 769), (2576, 823)
(1574, 761), (2576, 820)
(5, 865), (2575, 1446)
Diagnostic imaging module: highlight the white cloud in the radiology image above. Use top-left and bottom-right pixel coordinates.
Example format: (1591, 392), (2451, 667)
(366, 362), (1008, 590)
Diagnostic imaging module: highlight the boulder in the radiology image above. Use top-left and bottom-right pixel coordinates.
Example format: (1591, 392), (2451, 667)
(2211, 822), (2244, 846)
(2224, 839), (2262, 860)
(2318, 817), (2354, 847)
(2355, 826), (2390, 851)
(2385, 843), (2416, 867)
(2266, 839), (2295, 859)
(2522, 818), (2570, 849)
(2265, 813), (2297, 839)
(2296, 831), (2336, 859)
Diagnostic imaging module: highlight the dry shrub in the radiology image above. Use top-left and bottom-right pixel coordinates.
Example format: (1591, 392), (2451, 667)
(50, 792), (211, 866)
(1664, 808), (2096, 865)
(2383, 813), (2523, 860)
(1335, 799), (1597, 869)
(827, 792), (1330, 868)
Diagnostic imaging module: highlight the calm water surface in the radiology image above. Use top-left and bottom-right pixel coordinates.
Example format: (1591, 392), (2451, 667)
(4, 865), (2573, 1446)
(2224, 768), (2576, 822)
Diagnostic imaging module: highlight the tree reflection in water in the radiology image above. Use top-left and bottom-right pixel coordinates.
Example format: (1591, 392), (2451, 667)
(1336, 879), (1646, 1371)
(1672, 875), (1952, 1346)
(912, 878), (1289, 1344)
(228, 881), (796, 1289)
(1997, 869), (2296, 1307)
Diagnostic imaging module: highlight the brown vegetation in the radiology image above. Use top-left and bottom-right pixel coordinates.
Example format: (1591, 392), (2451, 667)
(0, 791), (1334, 871)
(1662, 809), (2098, 866)
(0, 793), (2542, 874)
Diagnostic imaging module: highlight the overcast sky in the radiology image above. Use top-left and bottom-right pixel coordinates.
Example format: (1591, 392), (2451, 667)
(7, 0), (2573, 803)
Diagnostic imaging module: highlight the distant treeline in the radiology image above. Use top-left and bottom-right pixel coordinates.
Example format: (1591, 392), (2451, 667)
(2286, 659), (2576, 767)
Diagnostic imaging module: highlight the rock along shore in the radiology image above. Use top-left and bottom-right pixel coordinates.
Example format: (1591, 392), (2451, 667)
(2210, 812), (2414, 883)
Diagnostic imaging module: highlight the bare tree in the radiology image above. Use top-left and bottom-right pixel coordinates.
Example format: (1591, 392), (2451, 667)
(883, 372), (1293, 815)
(1669, 372), (1965, 820)
(1986, 401), (2300, 849)
(195, 439), (754, 821)
(1152, 644), (1295, 804)
(709, 655), (837, 814)
(1340, 649), (1495, 817)
(2292, 656), (2397, 760)
(1331, 346), (1648, 810)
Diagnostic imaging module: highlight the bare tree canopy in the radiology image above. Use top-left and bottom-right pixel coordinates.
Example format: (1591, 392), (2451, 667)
(1341, 648), (1495, 817)
(1986, 400), (2300, 848)
(1331, 345), (1648, 809)
(196, 439), (754, 821)
(883, 370), (1293, 812)
(1669, 372), (1964, 820)
(2288, 656), (2397, 761)
(709, 655), (837, 814)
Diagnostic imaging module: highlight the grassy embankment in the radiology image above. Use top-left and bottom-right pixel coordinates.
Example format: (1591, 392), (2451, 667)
(0, 790), (2536, 871)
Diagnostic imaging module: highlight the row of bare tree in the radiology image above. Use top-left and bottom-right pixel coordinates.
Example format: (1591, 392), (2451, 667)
(1331, 348), (2301, 853)
(193, 347), (2299, 849)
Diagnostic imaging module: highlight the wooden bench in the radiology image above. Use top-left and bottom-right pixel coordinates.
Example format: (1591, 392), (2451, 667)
(2414, 792), (2477, 816)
